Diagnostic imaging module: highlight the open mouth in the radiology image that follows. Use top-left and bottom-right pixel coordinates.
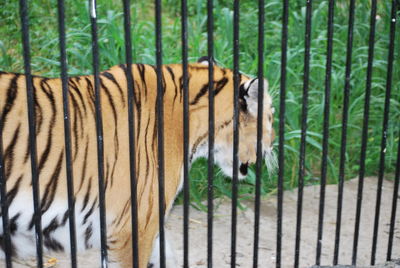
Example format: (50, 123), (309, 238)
(239, 162), (249, 176)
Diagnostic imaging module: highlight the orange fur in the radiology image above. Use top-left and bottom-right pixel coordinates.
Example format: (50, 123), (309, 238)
(0, 63), (274, 267)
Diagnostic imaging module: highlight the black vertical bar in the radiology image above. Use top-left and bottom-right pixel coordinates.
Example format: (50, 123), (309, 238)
(0, 82), (12, 268)
(155, 0), (166, 267)
(18, 1), (44, 267)
(294, 1), (313, 267)
(0, 122), (12, 268)
(371, 0), (397, 264)
(387, 134), (400, 261)
(275, 0), (288, 267)
(351, 0), (377, 265)
(181, 0), (190, 266)
(315, 0), (335, 265)
(333, 0), (356, 265)
(230, 0), (240, 267)
(207, 0), (214, 267)
(122, 0), (139, 267)
(88, 0), (108, 267)
(56, 1), (78, 267)
(252, 0), (264, 267)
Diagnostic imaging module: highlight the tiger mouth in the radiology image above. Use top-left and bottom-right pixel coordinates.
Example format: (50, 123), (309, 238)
(239, 162), (249, 176)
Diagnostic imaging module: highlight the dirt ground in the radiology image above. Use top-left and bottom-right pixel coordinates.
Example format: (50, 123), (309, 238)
(5, 176), (400, 267)
(165, 177), (400, 268)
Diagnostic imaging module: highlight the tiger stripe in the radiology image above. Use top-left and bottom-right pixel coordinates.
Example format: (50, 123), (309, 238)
(0, 62), (275, 268)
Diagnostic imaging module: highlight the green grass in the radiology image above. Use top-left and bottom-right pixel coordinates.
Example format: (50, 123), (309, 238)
(0, 0), (399, 210)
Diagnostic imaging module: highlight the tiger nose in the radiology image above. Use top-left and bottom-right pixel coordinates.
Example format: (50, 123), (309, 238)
(239, 162), (249, 176)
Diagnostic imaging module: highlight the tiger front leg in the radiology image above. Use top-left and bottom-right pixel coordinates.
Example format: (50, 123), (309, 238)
(147, 233), (177, 268)
(110, 228), (155, 268)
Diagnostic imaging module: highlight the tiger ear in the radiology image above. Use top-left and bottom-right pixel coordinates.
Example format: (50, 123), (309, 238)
(240, 78), (269, 116)
(197, 56), (214, 66)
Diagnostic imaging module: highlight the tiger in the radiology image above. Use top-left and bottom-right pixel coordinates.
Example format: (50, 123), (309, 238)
(0, 57), (275, 268)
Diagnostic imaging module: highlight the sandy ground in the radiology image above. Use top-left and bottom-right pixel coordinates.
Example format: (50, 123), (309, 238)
(5, 177), (400, 267)
(165, 177), (400, 268)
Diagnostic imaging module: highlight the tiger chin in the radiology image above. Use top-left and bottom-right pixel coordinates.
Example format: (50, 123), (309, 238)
(0, 57), (275, 268)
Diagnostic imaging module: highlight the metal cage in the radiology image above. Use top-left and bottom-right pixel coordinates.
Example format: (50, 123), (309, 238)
(0, 0), (399, 267)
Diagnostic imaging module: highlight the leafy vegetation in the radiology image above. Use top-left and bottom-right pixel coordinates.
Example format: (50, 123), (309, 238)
(0, 0), (399, 209)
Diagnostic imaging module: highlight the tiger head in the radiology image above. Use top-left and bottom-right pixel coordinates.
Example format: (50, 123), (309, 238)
(214, 77), (276, 179)
(189, 60), (276, 179)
